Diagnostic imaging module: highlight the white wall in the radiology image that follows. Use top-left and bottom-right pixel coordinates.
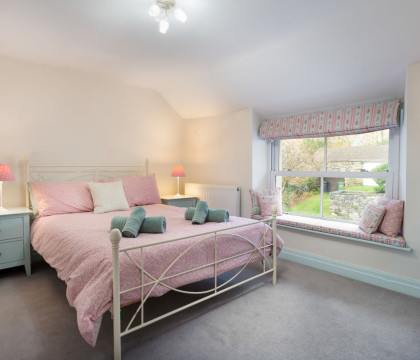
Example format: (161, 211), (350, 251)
(252, 110), (270, 189)
(182, 108), (253, 217)
(182, 108), (269, 217)
(0, 56), (183, 207)
(402, 62), (420, 257)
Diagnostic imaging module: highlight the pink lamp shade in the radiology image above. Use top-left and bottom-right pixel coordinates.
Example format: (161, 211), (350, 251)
(0, 164), (15, 181)
(171, 165), (185, 178)
(0, 164), (15, 213)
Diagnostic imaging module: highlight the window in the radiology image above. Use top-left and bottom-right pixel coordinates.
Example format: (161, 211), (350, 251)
(271, 129), (398, 221)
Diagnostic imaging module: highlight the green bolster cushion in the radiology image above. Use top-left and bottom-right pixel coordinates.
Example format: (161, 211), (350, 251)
(185, 207), (195, 220)
(206, 209), (229, 223)
(110, 216), (127, 232)
(140, 216), (166, 233)
(185, 207), (229, 223)
(122, 206), (146, 238)
(111, 215), (166, 234)
(192, 201), (209, 225)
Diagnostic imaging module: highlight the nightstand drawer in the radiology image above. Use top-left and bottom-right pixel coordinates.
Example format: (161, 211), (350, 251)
(0, 240), (24, 264)
(0, 218), (24, 241)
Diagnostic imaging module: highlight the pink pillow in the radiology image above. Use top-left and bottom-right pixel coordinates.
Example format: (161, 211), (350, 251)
(377, 198), (404, 237)
(30, 181), (98, 217)
(110, 174), (161, 207)
(358, 203), (386, 234)
(257, 194), (283, 217)
(249, 188), (280, 215)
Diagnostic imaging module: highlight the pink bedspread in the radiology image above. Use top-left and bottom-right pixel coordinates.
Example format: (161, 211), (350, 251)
(31, 204), (283, 346)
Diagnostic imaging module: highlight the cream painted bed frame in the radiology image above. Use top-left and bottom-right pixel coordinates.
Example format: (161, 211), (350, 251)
(24, 157), (278, 360)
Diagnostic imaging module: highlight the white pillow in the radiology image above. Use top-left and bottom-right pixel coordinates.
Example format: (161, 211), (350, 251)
(88, 181), (130, 214)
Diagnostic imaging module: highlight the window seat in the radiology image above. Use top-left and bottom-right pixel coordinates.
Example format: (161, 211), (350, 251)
(251, 214), (409, 251)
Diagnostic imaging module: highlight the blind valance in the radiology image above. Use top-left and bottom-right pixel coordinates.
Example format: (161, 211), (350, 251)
(259, 99), (401, 140)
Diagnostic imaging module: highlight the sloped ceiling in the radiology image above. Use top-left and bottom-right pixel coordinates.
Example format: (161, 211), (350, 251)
(0, 0), (419, 119)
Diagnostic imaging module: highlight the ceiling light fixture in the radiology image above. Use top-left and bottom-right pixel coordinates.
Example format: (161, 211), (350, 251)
(148, 0), (187, 34)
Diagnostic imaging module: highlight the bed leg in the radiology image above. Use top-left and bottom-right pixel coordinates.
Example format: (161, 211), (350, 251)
(271, 206), (277, 286)
(110, 229), (122, 360)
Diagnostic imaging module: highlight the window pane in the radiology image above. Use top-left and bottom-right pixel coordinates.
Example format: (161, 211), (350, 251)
(280, 138), (324, 171)
(278, 176), (321, 216)
(324, 177), (386, 221)
(327, 130), (389, 172)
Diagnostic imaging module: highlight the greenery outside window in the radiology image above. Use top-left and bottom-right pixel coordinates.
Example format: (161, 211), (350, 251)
(271, 129), (398, 222)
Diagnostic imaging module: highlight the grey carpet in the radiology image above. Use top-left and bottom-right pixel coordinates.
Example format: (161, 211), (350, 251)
(1, 259), (419, 360)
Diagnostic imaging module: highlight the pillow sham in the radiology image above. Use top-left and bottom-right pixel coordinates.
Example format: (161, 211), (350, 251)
(257, 194), (283, 217)
(88, 181), (130, 214)
(377, 198), (404, 237)
(29, 181), (97, 217)
(109, 174), (161, 207)
(249, 188), (281, 215)
(358, 203), (386, 234)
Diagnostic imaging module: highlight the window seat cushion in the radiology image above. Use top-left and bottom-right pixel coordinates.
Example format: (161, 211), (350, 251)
(251, 214), (406, 248)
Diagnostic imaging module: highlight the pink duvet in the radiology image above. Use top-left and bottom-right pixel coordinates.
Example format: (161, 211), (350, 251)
(31, 204), (283, 346)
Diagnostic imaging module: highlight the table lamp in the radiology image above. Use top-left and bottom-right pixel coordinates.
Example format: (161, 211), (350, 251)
(171, 165), (185, 197)
(0, 164), (15, 213)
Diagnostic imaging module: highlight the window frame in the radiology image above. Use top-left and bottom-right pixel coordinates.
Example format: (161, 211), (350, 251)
(270, 128), (399, 221)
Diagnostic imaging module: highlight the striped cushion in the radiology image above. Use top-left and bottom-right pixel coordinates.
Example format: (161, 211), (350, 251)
(359, 203), (386, 234)
(277, 214), (406, 248)
(252, 213), (406, 248)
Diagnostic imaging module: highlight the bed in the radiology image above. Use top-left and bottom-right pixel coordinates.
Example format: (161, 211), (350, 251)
(26, 158), (283, 360)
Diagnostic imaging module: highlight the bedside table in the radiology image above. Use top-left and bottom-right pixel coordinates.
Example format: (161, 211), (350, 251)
(0, 207), (32, 276)
(161, 195), (197, 208)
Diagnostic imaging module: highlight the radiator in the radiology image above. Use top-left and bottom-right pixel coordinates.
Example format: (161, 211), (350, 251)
(184, 183), (241, 216)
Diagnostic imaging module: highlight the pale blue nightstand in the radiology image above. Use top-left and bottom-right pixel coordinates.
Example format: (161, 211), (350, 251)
(161, 195), (197, 208)
(0, 207), (32, 275)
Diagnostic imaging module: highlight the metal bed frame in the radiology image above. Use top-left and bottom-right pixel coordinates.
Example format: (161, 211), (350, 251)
(24, 157), (278, 360)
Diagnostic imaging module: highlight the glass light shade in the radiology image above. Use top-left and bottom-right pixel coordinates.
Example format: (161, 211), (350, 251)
(174, 8), (187, 23)
(0, 164), (15, 181)
(159, 18), (169, 34)
(171, 165), (185, 177)
(148, 4), (161, 17)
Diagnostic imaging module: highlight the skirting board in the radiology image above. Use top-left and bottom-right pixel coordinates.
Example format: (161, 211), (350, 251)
(278, 248), (420, 298)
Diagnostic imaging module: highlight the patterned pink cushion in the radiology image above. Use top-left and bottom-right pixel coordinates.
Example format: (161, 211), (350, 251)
(30, 181), (97, 217)
(110, 174), (161, 207)
(377, 198), (404, 237)
(249, 188), (281, 215)
(359, 203), (386, 234)
(257, 194), (283, 217)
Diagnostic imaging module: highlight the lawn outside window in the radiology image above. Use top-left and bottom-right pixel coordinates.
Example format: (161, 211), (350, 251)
(270, 129), (399, 222)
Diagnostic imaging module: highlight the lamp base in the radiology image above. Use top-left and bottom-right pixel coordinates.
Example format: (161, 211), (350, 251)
(175, 177), (182, 197)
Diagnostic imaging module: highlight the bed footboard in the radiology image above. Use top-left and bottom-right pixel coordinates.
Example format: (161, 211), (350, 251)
(110, 206), (278, 360)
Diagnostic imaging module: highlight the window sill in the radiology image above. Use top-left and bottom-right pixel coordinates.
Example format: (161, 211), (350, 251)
(253, 214), (410, 252)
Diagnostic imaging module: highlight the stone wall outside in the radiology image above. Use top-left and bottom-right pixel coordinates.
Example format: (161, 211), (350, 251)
(329, 190), (383, 220)
(328, 161), (362, 172)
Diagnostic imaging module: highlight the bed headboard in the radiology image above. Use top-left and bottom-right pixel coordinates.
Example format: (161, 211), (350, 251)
(24, 156), (149, 209)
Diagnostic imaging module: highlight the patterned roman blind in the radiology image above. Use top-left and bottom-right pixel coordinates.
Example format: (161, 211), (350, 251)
(259, 99), (401, 140)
